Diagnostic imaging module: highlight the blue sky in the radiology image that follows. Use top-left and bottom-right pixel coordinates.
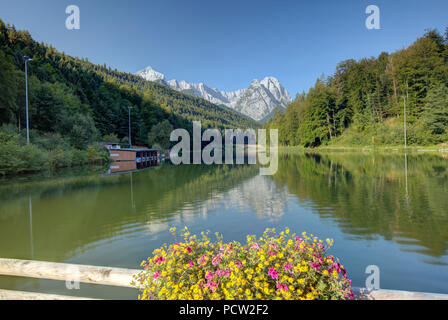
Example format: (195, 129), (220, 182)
(0, 0), (447, 97)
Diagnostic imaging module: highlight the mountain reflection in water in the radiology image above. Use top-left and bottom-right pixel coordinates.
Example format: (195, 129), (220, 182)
(0, 152), (447, 297)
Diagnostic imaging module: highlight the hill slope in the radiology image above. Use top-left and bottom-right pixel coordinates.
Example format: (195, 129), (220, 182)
(0, 18), (258, 149)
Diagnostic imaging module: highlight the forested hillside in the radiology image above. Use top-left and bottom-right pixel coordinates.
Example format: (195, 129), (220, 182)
(0, 19), (257, 145)
(267, 28), (448, 147)
(0, 19), (258, 174)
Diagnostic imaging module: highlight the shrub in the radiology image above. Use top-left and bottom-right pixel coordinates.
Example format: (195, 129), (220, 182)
(0, 130), (47, 174)
(134, 227), (353, 300)
(48, 148), (72, 168)
(30, 131), (70, 151)
(0, 131), (26, 175)
(87, 143), (109, 164)
(70, 148), (89, 165)
(19, 143), (48, 172)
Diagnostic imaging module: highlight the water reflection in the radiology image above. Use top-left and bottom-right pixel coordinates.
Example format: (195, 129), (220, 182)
(29, 195), (33, 259)
(166, 174), (289, 223)
(272, 152), (448, 258)
(0, 152), (447, 296)
(130, 172), (135, 210)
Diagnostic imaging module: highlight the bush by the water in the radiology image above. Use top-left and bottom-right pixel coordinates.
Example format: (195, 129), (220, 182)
(0, 126), (109, 175)
(134, 227), (353, 300)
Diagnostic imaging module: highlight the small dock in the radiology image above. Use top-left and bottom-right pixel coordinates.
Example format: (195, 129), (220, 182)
(0, 258), (447, 300)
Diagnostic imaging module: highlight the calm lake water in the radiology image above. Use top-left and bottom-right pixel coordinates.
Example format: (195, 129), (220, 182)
(0, 152), (447, 299)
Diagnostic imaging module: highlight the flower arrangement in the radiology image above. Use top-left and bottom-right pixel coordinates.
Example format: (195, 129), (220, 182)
(134, 227), (353, 300)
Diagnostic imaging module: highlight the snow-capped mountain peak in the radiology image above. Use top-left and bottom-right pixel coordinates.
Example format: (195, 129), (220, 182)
(135, 66), (292, 122)
(136, 66), (166, 82)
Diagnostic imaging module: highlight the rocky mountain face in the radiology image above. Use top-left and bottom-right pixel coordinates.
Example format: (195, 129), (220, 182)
(136, 66), (292, 122)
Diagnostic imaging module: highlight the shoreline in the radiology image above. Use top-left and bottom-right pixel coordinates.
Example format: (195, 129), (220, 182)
(278, 145), (448, 154)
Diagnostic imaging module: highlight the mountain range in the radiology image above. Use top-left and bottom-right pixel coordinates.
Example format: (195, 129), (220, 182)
(136, 66), (292, 122)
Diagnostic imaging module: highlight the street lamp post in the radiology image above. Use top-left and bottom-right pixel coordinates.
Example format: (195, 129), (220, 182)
(128, 106), (133, 148)
(24, 56), (32, 144)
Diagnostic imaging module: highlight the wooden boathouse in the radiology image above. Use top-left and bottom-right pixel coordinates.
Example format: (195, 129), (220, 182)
(109, 148), (159, 166)
(100, 142), (160, 170)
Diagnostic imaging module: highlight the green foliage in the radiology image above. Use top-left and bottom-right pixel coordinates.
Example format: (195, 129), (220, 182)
(0, 50), (18, 123)
(423, 82), (448, 140)
(0, 125), (107, 175)
(148, 119), (174, 149)
(48, 148), (72, 168)
(151, 143), (163, 151)
(102, 133), (120, 143)
(70, 148), (89, 165)
(268, 28), (448, 147)
(87, 143), (109, 163)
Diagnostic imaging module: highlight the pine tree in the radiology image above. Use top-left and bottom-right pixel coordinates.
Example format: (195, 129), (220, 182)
(423, 82), (448, 137)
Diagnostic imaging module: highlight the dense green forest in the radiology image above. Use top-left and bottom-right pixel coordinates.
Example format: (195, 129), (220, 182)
(266, 28), (448, 147)
(0, 18), (257, 175)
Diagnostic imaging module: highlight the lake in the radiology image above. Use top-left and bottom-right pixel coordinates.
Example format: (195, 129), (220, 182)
(0, 152), (447, 299)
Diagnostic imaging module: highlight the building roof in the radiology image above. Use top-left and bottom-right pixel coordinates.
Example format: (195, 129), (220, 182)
(118, 148), (159, 152)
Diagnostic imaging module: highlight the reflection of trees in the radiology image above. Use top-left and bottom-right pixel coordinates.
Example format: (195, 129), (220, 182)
(271, 152), (448, 258)
(0, 164), (258, 264)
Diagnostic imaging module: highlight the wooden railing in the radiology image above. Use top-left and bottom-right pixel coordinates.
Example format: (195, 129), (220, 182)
(0, 258), (139, 300)
(0, 258), (447, 300)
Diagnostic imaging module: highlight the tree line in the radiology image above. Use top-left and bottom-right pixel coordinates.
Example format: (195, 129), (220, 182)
(266, 28), (448, 147)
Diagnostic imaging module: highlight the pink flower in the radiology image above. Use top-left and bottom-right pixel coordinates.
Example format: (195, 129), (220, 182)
(251, 243), (260, 250)
(204, 281), (218, 292)
(198, 255), (207, 266)
(205, 271), (215, 281)
(154, 256), (165, 264)
(212, 253), (223, 265)
(153, 271), (161, 279)
(276, 282), (288, 292)
(185, 246), (193, 254)
(188, 260), (195, 268)
(215, 268), (230, 278)
(268, 267), (279, 279)
(310, 262), (321, 270)
(284, 263), (293, 271)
